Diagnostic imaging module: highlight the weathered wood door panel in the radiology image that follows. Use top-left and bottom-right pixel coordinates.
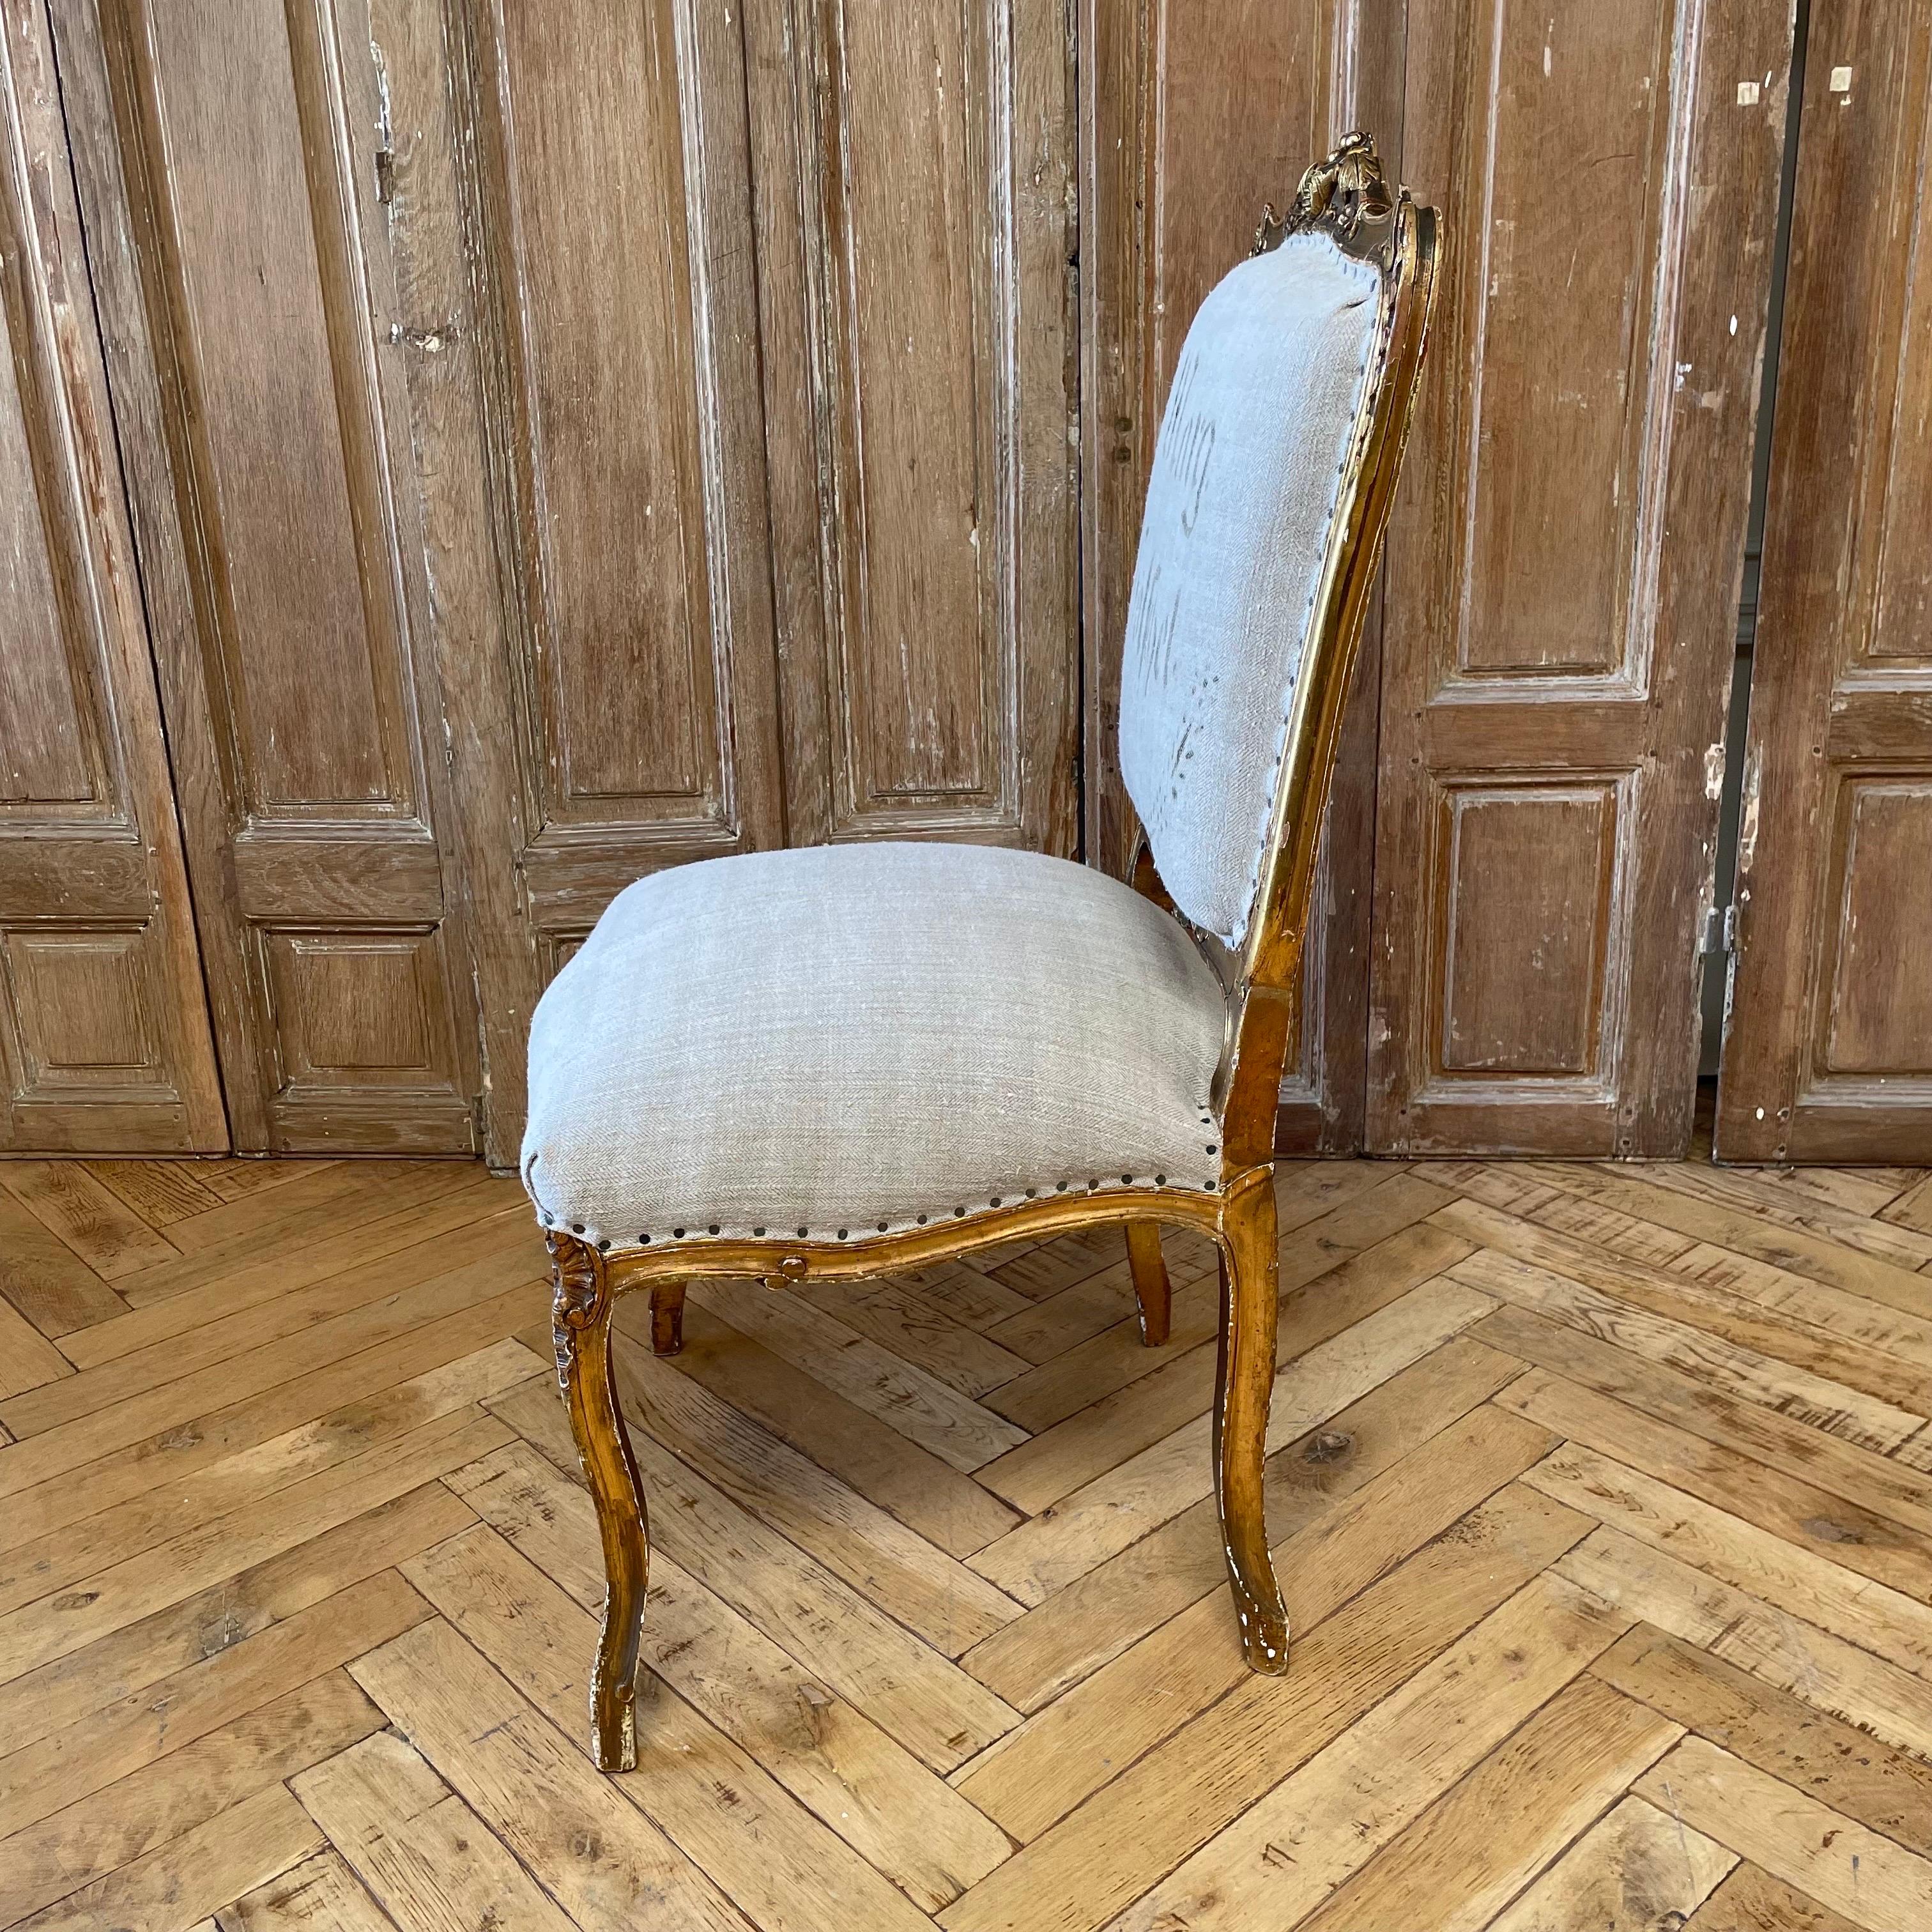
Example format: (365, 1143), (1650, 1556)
(1082, 0), (1404, 1151)
(373, 0), (789, 1163)
(1366, 0), (1793, 1155)
(0, 0), (223, 1151)
(57, 0), (479, 1151)
(746, 0), (1079, 854)
(1717, 2), (1932, 1161)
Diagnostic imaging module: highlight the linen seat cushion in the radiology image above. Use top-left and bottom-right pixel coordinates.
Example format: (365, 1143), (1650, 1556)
(521, 841), (1227, 1253)
(1119, 228), (1383, 948)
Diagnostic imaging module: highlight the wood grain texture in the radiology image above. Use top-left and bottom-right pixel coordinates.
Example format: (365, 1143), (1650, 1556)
(0, 1148), (1926, 1930)
(1080, 0), (1404, 1152)
(1717, 0), (1932, 1162)
(1368, 0), (1795, 1155)
(0, 0), (224, 1153)
(53, 0), (479, 1153)
(746, 0), (1078, 859)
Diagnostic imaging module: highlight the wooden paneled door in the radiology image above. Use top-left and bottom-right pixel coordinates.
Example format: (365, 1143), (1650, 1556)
(1717, 1), (1932, 1160)
(744, 0), (1079, 858)
(1366, 0), (1795, 1156)
(0, 0), (223, 1151)
(374, 0), (1079, 1165)
(1081, 0), (1404, 1151)
(53, 0), (481, 1152)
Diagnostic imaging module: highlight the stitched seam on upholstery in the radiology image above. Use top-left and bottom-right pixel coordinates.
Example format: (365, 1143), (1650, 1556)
(1227, 256), (1388, 953)
(523, 1096), (1223, 1255)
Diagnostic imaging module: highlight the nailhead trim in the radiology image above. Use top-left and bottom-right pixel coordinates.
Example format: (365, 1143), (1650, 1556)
(526, 1094), (1225, 1254)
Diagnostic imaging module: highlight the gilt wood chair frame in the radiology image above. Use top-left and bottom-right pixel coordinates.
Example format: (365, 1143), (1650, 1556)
(546, 135), (1439, 1772)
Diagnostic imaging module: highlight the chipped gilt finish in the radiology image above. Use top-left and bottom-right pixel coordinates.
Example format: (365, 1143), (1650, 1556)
(546, 135), (1439, 1771)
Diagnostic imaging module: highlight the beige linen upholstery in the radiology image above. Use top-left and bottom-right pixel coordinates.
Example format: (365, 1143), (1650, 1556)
(1119, 229), (1382, 947)
(521, 842), (1226, 1252)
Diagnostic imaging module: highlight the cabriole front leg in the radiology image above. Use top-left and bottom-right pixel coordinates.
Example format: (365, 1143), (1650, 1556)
(549, 1232), (648, 1770)
(1213, 1165), (1289, 1673)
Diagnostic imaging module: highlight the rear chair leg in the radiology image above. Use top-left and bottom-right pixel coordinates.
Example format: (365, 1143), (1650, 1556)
(649, 1280), (687, 1356)
(1124, 1222), (1171, 1346)
(549, 1232), (648, 1770)
(1213, 1167), (1289, 1673)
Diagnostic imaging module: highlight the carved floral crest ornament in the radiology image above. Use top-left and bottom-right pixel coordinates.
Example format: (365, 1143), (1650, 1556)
(532, 134), (1438, 1770)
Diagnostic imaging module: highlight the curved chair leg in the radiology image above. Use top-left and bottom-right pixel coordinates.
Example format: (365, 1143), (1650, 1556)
(1124, 1222), (1171, 1346)
(1213, 1169), (1289, 1673)
(549, 1233), (648, 1770)
(649, 1280), (687, 1356)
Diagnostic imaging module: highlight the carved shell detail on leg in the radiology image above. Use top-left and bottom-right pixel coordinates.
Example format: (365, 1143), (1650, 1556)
(548, 1231), (607, 1395)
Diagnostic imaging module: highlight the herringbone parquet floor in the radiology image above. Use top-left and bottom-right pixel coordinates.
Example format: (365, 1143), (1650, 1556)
(3, 1147), (1932, 1929)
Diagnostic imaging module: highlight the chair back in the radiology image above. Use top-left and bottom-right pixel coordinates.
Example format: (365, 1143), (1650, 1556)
(1118, 134), (1438, 1162)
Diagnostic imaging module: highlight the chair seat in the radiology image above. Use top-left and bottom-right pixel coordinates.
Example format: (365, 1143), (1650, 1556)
(521, 841), (1228, 1252)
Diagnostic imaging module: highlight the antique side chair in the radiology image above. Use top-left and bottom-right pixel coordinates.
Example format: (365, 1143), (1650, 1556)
(524, 134), (1438, 1770)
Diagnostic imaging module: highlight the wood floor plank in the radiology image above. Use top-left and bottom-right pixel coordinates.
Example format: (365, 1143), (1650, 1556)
(956, 1394), (1558, 1837)
(643, 1299), (1020, 1558)
(1558, 1526), (1932, 1762)
(973, 1220), (1478, 1515)
(1880, 1173), (1932, 1237)
(935, 1484), (1592, 1932)
(84, 1159), (225, 1230)
(0, 1163), (180, 1280)
(1483, 1793), (1735, 1932)
(690, 1276), (1027, 1471)
(0, 1187), (128, 1337)
(1498, 1367), (1932, 1603)
(1636, 1736), (1932, 1932)
(293, 1727), (586, 1931)
(0, 1570), (429, 1839)
(1294, 1675), (1681, 1932)
(1098, 1573), (1634, 1932)
(0, 1340), (540, 1614)
(0, 1289), (540, 1568)
(110, 1162), (507, 1311)
(194, 1158), (340, 1205)
(983, 1256), (1148, 1365)
(0, 1406), (507, 1685)
(1687, 1862), (1867, 1932)
(214, 1848), (396, 1931)
(0, 1296), (69, 1402)
(0, 1248), (544, 1498)
(158, 1159), (458, 1255)
(441, 1441), (1011, 1911)
(982, 1271), (1220, 1432)
(1523, 1441), (1932, 1684)
(1465, 1169), (1932, 1393)
(983, 1224), (1125, 1300)
(1523, 1161), (1932, 1319)
(1471, 1303), (1932, 1538)
(960, 1335), (1528, 1718)
(1441, 1230), (1929, 1460)
(796, 1273), (1036, 1395)
(403, 1524), (945, 1932)
(1623, 1158), (1932, 1271)
(8, 1785), (322, 1932)
(1595, 1623), (1932, 1858)
(351, 1616), (763, 1932)
(0, 1205), (536, 1440)
(0, 1487), (468, 1759)
(58, 1169), (526, 1372)
(967, 1276), (1495, 1602)
(0, 1670), (383, 1928)
(495, 1371), (1020, 1772)
(595, 1309), (1024, 1652)
(885, 1258), (1032, 1331)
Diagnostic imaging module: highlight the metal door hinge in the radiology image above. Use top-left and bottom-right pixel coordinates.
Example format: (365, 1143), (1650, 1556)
(1701, 904), (1738, 956)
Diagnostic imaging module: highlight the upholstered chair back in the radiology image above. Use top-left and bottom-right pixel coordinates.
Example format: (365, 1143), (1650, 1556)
(1117, 231), (1386, 951)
